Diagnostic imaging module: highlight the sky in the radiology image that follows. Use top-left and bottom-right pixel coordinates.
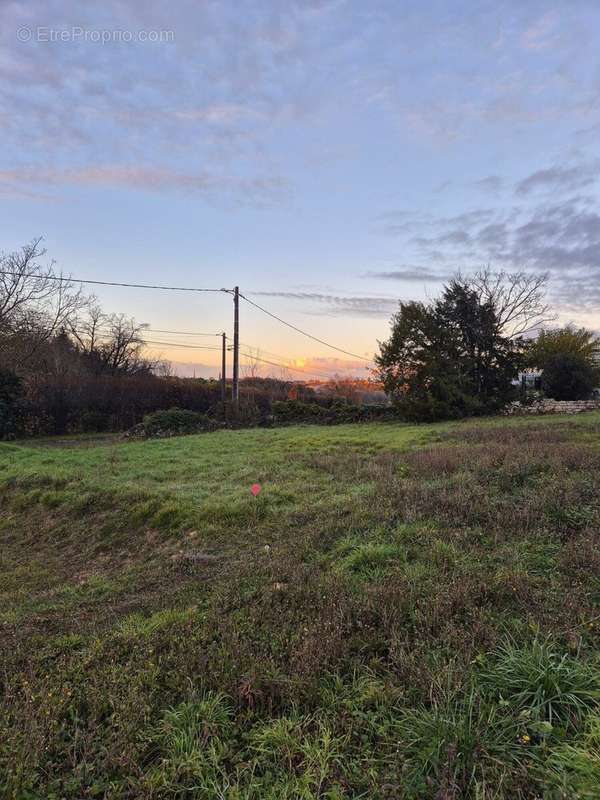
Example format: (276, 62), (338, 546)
(1, 0), (600, 378)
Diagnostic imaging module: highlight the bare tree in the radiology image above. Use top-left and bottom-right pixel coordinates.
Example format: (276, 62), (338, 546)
(0, 238), (90, 369)
(69, 307), (157, 375)
(96, 314), (156, 375)
(152, 358), (173, 377)
(67, 303), (105, 354)
(242, 347), (262, 379)
(467, 268), (555, 338)
(0, 238), (87, 338)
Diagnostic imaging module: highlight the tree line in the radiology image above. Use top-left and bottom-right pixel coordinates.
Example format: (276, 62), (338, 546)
(0, 239), (298, 437)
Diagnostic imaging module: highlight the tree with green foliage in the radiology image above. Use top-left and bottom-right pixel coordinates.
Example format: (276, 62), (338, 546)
(528, 326), (599, 369)
(527, 326), (599, 400)
(376, 276), (527, 421)
(541, 353), (597, 400)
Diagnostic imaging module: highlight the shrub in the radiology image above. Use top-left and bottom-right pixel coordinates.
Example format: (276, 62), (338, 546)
(272, 399), (327, 423)
(142, 407), (214, 437)
(541, 353), (597, 400)
(271, 399), (392, 425)
(15, 373), (298, 437)
(0, 369), (22, 439)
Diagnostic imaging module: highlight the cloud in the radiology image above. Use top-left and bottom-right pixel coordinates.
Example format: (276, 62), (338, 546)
(0, 0), (361, 162)
(374, 155), (600, 323)
(374, 190), (600, 318)
(477, 222), (509, 248)
(172, 104), (258, 125)
(516, 164), (600, 196)
(412, 227), (475, 249)
(280, 355), (373, 377)
(0, 0), (339, 202)
(0, 166), (290, 204)
(374, 211), (433, 236)
(251, 290), (398, 317)
(364, 267), (446, 282)
(437, 229), (472, 246)
(377, 209), (499, 241)
(521, 11), (560, 52)
(474, 175), (503, 193)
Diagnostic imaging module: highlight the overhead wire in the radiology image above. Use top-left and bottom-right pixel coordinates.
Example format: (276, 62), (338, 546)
(67, 329), (222, 353)
(7, 266), (377, 373)
(238, 292), (373, 363)
(0, 269), (229, 293)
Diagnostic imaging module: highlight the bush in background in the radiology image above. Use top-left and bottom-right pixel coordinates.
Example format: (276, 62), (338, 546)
(142, 407), (215, 437)
(541, 354), (597, 401)
(272, 399), (393, 425)
(0, 369), (22, 439)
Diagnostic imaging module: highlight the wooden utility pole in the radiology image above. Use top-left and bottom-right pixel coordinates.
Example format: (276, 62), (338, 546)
(221, 331), (227, 405)
(232, 286), (239, 407)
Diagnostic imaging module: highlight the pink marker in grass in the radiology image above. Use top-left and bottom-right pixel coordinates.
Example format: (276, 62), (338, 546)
(251, 483), (262, 497)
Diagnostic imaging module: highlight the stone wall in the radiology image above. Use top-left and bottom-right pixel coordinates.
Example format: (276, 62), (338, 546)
(504, 399), (600, 416)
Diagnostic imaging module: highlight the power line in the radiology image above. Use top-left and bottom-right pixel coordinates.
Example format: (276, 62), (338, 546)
(140, 338), (336, 380)
(0, 270), (229, 293)
(73, 330), (338, 377)
(143, 328), (222, 337)
(75, 328), (358, 369)
(83, 325), (361, 371)
(58, 328), (350, 380)
(69, 329), (222, 352)
(238, 292), (372, 363)
(4, 265), (376, 374)
(141, 339), (222, 351)
(73, 331), (329, 377)
(81, 325), (223, 338)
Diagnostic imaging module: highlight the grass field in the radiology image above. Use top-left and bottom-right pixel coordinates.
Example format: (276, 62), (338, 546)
(1, 415), (600, 799)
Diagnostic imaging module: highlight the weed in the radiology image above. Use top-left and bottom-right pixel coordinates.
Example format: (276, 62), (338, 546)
(545, 713), (600, 798)
(335, 539), (405, 579)
(477, 639), (600, 731)
(391, 689), (527, 798)
(116, 608), (197, 638)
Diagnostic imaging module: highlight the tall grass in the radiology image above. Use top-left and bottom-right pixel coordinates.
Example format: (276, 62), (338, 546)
(478, 639), (599, 730)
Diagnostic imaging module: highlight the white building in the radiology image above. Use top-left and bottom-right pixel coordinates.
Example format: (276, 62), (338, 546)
(512, 370), (543, 390)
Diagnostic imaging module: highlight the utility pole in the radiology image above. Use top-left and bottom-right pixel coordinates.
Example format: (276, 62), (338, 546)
(221, 331), (227, 406)
(232, 286), (239, 408)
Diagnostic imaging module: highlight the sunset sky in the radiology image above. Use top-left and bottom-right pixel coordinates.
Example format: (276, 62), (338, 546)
(2, 1), (600, 377)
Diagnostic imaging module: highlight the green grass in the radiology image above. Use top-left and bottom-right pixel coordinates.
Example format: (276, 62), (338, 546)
(1, 413), (600, 798)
